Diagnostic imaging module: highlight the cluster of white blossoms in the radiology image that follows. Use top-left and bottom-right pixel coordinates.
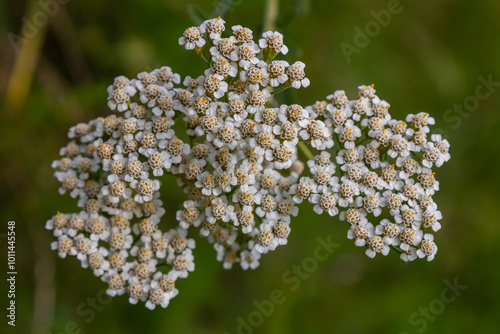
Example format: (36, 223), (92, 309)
(300, 87), (450, 262)
(46, 17), (450, 310)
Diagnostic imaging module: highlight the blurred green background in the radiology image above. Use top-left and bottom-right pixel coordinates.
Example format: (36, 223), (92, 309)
(1, 0), (499, 333)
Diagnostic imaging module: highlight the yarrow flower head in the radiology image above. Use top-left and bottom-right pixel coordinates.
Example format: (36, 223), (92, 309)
(47, 18), (451, 311)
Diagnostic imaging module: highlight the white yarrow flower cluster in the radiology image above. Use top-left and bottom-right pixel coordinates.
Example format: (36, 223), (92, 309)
(306, 84), (449, 261)
(47, 18), (451, 311)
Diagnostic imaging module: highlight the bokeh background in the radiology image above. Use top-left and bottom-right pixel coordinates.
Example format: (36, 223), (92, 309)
(1, 0), (500, 333)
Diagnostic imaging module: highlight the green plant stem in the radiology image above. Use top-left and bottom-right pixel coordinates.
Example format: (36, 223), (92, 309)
(263, 0), (280, 31)
(391, 245), (404, 254)
(297, 141), (313, 161)
(194, 46), (209, 65)
(200, 52), (209, 65)
(270, 84), (290, 95)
